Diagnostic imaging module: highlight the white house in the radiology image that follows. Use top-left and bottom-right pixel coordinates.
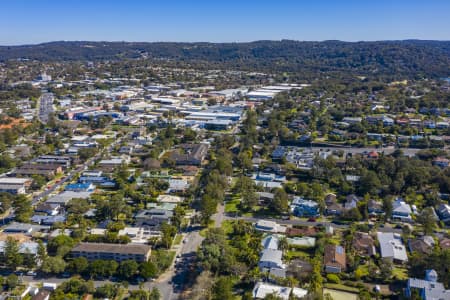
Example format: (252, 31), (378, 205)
(259, 249), (285, 270)
(377, 232), (408, 263)
(392, 199), (413, 222)
(252, 282), (308, 300)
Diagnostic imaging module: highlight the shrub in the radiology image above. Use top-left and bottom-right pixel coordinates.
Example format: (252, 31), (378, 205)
(326, 273), (341, 284)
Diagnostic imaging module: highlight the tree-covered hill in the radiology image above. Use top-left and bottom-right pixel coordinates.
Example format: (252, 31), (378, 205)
(1, 40), (449, 78)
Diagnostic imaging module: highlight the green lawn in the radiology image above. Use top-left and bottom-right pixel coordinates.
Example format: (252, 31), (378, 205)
(225, 198), (240, 213)
(173, 234), (183, 245)
(324, 283), (360, 293)
(356, 264), (370, 278)
(323, 288), (358, 300)
(285, 249), (311, 260)
(221, 220), (234, 235)
(392, 267), (408, 280)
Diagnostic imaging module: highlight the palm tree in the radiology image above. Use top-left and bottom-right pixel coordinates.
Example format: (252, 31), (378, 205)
(278, 236), (289, 252)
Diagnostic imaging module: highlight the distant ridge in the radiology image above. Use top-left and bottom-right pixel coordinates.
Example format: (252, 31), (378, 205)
(1, 40), (449, 78)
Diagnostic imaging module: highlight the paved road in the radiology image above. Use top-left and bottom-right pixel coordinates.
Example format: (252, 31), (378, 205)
(213, 202), (225, 228)
(38, 93), (54, 124)
(225, 215), (403, 234)
(300, 146), (424, 157)
(0, 132), (126, 224)
(31, 133), (125, 205)
(152, 204), (226, 300)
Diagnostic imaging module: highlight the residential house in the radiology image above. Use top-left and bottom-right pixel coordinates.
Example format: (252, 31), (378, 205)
(34, 155), (71, 169)
(46, 191), (92, 207)
(0, 241), (39, 257)
(98, 156), (129, 172)
(135, 209), (173, 230)
(342, 117), (362, 124)
(118, 227), (160, 243)
(291, 197), (320, 217)
(439, 238), (450, 250)
(323, 244), (346, 273)
(406, 270), (450, 300)
(13, 163), (63, 179)
(31, 215), (66, 226)
(252, 282), (308, 300)
(169, 143), (209, 166)
(252, 172), (286, 190)
(352, 232), (376, 257)
(392, 198), (413, 222)
(377, 232), (408, 263)
(65, 183), (95, 192)
(259, 249), (285, 271)
(78, 172), (116, 188)
(368, 199), (384, 216)
(272, 146), (286, 160)
(32, 289), (51, 300)
(35, 203), (60, 216)
(166, 178), (190, 193)
(324, 193), (344, 216)
(0, 177), (32, 194)
(261, 235), (279, 250)
(344, 194), (360, 210)
(255, 220), (286, 233)
(156, 194), (183, 204)
(287, 237), (316, 248)
(286, 227), (318, 237)
(433, 157), (450, 168)
(436, 121), (449, 129)
(256, 192), (274, 204)
(408, 236), (435, 255)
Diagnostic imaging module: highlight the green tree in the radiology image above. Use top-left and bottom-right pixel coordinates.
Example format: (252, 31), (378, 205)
(40, 256), (67, 274)
(198, 229), (235, 274)
(31, 174), (47, 189)
(309, 257), (323, 293)
(89, 260), (118, 278)
(4, 237), (23, 270)
(242, 189), (258, 211)
(417, 207), (436, 235)
(160, 222), (177, 249)
(13, 195), (33, 222)
(5, 274), (18, 290)
(271, 188), (289, 214)
(149, 287), (161, 300)
(95, 283), (118, 299)
(67, 257), (89, 275)
(117, 260), (139, 279)
(139, 261), (158, 279)
(359, 171), (381, 195)
(379, 259), (393, 280)
(171, 205), (186, 230)
(212, 276), (234, 300)
(129, 290), (149, 300)
(48, 235), (75, 256)
(200, 194), (217, 225)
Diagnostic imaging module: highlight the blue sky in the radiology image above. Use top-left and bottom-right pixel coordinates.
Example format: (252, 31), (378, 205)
(1, 0), (449, 45)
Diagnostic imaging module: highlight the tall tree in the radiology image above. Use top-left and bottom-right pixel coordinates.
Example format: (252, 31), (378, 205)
(117, 260), (138, 279)
(417, 207), (436, 235)
(4, 237), (23, 270)
(272, 188), (289, 214)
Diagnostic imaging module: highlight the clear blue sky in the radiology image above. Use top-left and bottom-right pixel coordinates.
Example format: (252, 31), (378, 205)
(1, 0), (449, 45)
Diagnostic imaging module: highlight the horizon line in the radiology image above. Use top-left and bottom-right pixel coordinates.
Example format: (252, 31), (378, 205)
(1, 38), (450, 47)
